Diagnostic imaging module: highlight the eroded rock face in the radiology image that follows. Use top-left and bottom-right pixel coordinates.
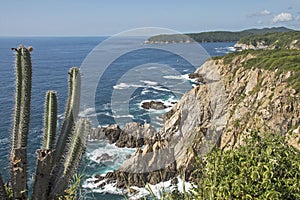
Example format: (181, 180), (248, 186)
(89, 122), (157, 148)
(116, 122), (157, 148)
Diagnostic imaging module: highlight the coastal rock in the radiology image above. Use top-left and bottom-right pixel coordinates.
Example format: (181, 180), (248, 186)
(88, 127), (107, 140)
(141, 101), (169, 110)
(89, 122), (157, 148)
(116, 122), (157, 148)
(104, 124), (122, 143)
(96, 153), (114, 162)
(188, 73), (205, 83)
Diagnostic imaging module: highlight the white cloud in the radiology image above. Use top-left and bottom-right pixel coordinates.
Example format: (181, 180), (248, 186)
(260, 10), (271, 15)
(272, 12), (293, 23)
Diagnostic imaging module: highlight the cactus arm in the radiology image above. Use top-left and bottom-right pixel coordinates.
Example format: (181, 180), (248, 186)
(32, 149), (53, 200)
(11, 48), (22, 149)
(43, 91), (57, 150)
(18, 46), (32, 148)
(53, 67), (81, 164)
(50, 119), (91, 197)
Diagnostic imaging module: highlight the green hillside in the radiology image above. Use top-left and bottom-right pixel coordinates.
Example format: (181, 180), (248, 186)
(145, 27), (293, 43)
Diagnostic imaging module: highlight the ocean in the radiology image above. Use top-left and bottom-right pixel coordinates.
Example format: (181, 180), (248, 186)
(0, 36), (235, 199)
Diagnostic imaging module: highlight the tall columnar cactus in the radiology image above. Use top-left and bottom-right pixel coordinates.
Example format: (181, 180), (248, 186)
(10, 45), (32, 199)
(1, 45), (91, 200)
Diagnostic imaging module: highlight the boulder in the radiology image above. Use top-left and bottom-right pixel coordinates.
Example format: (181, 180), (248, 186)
(141, 101), (168, 110)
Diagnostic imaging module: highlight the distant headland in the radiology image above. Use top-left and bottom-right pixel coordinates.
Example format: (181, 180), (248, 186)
(144, 27), (293, 44)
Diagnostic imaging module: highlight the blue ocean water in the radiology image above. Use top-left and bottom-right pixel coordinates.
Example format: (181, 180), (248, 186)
(0, 37), (235, 198)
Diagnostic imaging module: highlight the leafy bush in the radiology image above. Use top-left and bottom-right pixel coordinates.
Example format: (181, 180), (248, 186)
(192, 132), (300, 199)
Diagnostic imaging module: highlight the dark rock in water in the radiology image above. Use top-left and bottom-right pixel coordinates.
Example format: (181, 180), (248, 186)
(141, 101), (168, 110)
(90, 122), (157, 148)
(96, 153), (114, 162)
(94, 174), (103, 179)
(188, 73), (206, 83)
(104, 124), (122, 143)
(188, 73), (200, 79)
(88, 127), (107, 140)
(105, 172), (116, 179)
(97, 182), (106, 188)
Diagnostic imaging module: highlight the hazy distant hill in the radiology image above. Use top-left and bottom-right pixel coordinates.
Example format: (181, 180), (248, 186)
(145, 27), (293, 44)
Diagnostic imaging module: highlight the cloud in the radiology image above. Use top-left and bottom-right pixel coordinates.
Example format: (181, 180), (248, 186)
(260, 10), (271, 15)
(249, 9), (271, 17)
(272, 12), (293, 23)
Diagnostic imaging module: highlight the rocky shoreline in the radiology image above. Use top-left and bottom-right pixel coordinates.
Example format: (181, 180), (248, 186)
(88, 55), (300, 189)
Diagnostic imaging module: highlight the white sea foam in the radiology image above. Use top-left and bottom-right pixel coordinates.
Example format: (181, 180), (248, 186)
(113, 82), (142, 90)
(86, 141), (136, 165)
(163, 75), (185, 80)
(214, 46), (235, 54)
(140, 80), (158, 86)
(79, 107), (96, 117)
(82, 176), (194, 200)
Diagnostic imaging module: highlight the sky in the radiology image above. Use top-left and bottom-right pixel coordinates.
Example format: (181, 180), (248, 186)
(0, 0), (300, 36)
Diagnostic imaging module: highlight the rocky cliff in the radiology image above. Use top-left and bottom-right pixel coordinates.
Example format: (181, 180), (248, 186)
(92, 50), (300, 188)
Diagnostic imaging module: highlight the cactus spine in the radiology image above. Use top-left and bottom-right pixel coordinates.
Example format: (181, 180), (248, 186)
(1, 45), (91, 199)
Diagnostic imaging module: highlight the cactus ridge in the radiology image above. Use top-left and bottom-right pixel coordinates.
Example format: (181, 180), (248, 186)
(43, 91), (58, 150)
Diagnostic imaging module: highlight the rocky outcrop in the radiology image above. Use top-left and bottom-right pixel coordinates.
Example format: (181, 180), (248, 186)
(234, 41), (268, 51)
(188, 73), (206, 83)
(89, 122), (157, 148)
(92, 53), (300, 188)
(141, 101), (169, 110)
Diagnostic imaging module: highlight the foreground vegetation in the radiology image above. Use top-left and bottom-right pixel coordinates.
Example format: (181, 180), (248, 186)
(149, 132), (300, 199)
(191, 132), (300, 199)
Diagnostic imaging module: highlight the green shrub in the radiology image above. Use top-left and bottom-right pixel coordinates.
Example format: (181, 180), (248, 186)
(192, 132), (300, 199)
